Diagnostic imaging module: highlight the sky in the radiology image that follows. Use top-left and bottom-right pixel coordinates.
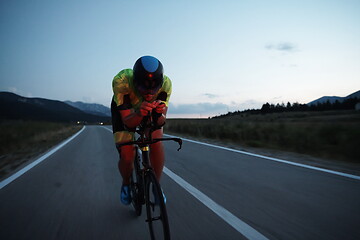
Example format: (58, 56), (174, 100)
(1, 0), (359, 118)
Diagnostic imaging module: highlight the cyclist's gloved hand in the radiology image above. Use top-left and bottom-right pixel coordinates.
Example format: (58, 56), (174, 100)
(154, 100), (166, 114)
(139, 101), (157, 116)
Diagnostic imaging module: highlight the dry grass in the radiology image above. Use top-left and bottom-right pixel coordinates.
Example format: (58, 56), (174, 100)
(164, 111), (360, 163)
(0, 120), (82, 179)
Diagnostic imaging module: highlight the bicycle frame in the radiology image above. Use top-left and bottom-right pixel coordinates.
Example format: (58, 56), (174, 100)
(117, 112), (182, 240)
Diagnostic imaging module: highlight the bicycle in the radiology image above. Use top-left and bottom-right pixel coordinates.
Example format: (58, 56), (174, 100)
(117, 112), (182, 240)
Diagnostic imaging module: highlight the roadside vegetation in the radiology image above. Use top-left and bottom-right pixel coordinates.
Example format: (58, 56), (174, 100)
(0, 120), (82, 179)
(164, 110), (360, 163)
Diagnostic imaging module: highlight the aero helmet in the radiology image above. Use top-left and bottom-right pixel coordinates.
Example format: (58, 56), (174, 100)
(133, 56), (164, 95)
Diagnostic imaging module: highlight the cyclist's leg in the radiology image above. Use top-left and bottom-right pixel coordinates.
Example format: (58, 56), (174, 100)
(114, 132), (136, 205)
(114, 131), (135, 185)
(111, 99), (136, 185)
(111, 99), (136, 205)
(149, 128), (165, 181)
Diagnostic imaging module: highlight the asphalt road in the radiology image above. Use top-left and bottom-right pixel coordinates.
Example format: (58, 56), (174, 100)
(1, 126), (359, 240)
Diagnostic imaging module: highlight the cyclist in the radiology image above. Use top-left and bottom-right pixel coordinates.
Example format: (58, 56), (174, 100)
(111, 56), (172, 205)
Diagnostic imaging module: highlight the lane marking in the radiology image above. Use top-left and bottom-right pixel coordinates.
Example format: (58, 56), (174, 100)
(102, 127), (360, 180)
(163, 167), (269, 240)
(164, 134), (360, 181)
(102, 126), (268, 239)
(0, 126), (86, 190)
(102, 126), (113, 132)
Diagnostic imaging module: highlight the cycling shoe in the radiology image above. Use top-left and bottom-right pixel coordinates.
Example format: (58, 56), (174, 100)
(121, 185), (132, 205)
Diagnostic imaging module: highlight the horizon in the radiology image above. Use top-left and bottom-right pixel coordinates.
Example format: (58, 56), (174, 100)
(2, 88), (359, 119)
(1, 1), (359, 118)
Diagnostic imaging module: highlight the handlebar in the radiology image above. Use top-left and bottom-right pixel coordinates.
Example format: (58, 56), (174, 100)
(117, 106), (182, 151)
(117, 137), (183, 151)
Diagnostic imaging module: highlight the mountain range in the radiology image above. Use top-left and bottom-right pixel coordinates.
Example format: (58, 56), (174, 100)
(65, 101), (111, 117)
(0, 92), (110, 123)
(307, 90), (360, 105)
(1, 90), (359, 122)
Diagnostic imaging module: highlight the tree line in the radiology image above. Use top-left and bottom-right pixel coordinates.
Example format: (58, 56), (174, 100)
(260, 97), (359, 113)
(213, 97), (359, 118)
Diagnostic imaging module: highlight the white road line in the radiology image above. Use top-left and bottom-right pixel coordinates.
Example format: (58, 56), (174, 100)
(164, 134), (360, 181)
(102, 126), (268, 239)
(102, 126), (113, 132)
(0, 126), (86, 190)
(163, 167), (269, 240)
(103, 127), (359, 238)
(100, 127), (360, 180)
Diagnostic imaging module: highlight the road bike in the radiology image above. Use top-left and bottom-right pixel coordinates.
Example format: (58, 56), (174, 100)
(117, 113), (182, 240)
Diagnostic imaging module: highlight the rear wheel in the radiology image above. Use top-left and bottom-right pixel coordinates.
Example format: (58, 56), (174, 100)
(145, 171), (170, 240)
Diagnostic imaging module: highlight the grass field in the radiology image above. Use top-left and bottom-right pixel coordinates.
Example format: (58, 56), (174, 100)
(1, 111), (359, 179)
(164, 110), (360, 163)
(0, 120), (82, 179)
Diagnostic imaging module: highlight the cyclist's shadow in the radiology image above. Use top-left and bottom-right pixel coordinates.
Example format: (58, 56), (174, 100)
(109, 204), (149, 237)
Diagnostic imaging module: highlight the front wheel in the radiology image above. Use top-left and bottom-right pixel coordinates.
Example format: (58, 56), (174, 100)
(130, 149), (143, 216)
(145, 171), (170, 240)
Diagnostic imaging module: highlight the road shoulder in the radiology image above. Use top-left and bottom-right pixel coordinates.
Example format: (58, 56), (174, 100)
(165, 132), (360, 177)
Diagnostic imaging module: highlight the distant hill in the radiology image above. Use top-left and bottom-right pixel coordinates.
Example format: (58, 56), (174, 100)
(0, 92), (110, 123)
(308, 90), (360, 105)
(213, 89), (360, 118)
(347, 90), (360, 99)
(65, 101), (111, 117)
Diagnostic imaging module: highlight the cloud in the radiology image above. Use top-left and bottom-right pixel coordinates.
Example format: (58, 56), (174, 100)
(272, 96), (283, 101)
(203, 93), (219, 99)
(167, 99), (265, 118)
(265, 42), (297, 52)
(82, 96), (94, 103)
(168, 102), (228, 115)
(6, 87), (20, 94)
(5, 87), (32, 97)
(234, 99), (263, 110)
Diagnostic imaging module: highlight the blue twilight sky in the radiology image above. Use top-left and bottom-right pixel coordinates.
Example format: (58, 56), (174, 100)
(1, 0), (359, 118)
